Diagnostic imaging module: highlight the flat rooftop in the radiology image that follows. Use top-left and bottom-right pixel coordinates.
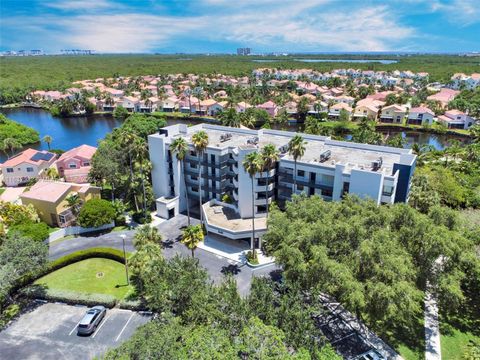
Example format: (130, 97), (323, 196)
(203, 202), (267, 233)
(151, 123), (413, 175)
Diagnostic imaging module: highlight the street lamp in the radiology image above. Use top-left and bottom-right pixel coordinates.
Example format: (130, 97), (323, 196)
(120, 234), (129, 285)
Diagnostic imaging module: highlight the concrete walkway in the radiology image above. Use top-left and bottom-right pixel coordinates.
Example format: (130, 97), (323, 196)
(425, 291), (441, 360)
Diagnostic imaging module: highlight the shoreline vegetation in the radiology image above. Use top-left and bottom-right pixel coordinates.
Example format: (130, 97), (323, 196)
(2, 104), (473, 139)
(0, 113), (40, 154)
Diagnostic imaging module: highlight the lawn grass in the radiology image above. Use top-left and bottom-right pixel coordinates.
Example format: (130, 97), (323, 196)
(0, 188), (5, 196)
(441, 327), (480, 360)
(35, 258), (133, 300)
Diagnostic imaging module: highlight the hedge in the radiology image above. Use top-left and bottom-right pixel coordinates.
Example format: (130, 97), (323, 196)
(20, 287), (117, 308)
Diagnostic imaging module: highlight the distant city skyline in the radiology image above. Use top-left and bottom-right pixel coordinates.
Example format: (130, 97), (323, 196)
(1, 0), (479, 54)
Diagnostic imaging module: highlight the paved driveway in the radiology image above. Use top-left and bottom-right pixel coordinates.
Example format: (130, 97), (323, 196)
(0, 302), (151, 360)
(48, 214), (280, 296)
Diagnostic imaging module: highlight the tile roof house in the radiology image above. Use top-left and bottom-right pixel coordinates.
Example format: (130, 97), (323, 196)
(256, 100), (278, 117)
(379, 104), (407, 124)
(437, 110), (476, 129)
(328, 102), (353, 119)
(56, 144), (97, 183)
(1, 149), (57, 187)
(407, 106), (435, 126)
(427, 88), (459, 107)
(236, 101), (252, 113)
(20, 180), (101, 227)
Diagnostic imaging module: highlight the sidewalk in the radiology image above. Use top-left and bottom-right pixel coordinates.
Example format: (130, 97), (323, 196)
(425, 291), (441, 360)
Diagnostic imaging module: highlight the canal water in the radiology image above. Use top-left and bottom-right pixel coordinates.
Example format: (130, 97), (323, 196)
(0, 107), (467, 162)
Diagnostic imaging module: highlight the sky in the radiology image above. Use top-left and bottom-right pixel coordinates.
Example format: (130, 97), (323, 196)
(0, 0), (479, 54)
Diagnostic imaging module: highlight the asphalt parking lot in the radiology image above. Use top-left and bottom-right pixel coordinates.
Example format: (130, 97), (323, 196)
(0, 302), (152, 360)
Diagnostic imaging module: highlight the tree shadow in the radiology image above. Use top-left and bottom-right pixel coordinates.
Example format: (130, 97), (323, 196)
(221, 264), (241, 275)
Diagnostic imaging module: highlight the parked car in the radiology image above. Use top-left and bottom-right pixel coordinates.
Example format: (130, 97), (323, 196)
(77, 306), (106, 335)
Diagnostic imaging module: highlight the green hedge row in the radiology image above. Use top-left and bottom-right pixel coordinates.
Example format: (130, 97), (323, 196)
(21, 288), (117, 308)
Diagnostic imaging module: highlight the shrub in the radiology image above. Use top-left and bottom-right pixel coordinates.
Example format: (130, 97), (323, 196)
(113, 105), (129, 120)
(21, 287), (117, 308)
(78, 199), (115, 228)
(246, 250), (258, 265)
(0, 304), (20, 329)
(8, 222), (50, 242)
(132, 211), (152, 224)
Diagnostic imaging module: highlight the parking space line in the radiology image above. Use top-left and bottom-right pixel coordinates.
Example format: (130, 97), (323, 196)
(91, 312), (111, 339)
(68, 320), (82, 336)
(115, 313), (134, 342)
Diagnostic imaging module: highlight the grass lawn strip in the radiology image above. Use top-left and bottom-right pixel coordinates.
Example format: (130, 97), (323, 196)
(35, 258), (133, 300)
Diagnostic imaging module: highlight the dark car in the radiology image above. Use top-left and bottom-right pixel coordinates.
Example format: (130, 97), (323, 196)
(77, 306), (106, 335)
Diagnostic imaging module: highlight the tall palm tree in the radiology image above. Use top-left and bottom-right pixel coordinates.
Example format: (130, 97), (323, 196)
(181, 224), (204, 258)
(42, 135), (53, 150)
(118, 130), (140, 211)
(131, 137), (149, 218)
(2, 138), (22, 158)
(260, 144), (279, 218)
(243, 151), (263, 256)
(170, 137), (191, 225)
(191, 131), (209, 227)
(288, 135), (306, 195)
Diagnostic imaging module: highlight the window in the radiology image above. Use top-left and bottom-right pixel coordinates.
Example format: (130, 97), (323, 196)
(322, 189), (333, 197)
(191, 186), (199, 193)
(83, 162), (90, 166)
(297, 184), (304, 191)
(297, 170), (305, 177)
(190, 151), (196, 156)
(69, 163), (77, 169)
(6, 168), (14, 173)
(191, 163), (197, 169)
(191, 175), (198, 181)
(26, 167), (34, 173)
(382, 185), (394, 196)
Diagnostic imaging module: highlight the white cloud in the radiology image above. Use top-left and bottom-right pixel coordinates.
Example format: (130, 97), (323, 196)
(430, 0), (480, 25)
(2, 0), (416, 52)
(45, 0), (116, 11)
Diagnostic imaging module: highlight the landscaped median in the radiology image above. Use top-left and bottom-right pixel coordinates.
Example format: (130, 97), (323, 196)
(19, 248), (142, 309)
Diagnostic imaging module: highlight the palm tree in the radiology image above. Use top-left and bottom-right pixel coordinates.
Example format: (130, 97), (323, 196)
(42, 135), (53, 150)
(133, 225), (162, 248)
(260, 144), (279, 218)
(2, 138), (22, 158)
(243, 151), (263, 256)
(64, 193), (82, 225)
(288, 135), (306, 195)
(119, 131), (140, 211)
(218, 108), (241, 127)
(170, 137), (191, 225)
(131, 137), (149, 218)
(191, 131), (209, 227)
(181, 224), (204, 258)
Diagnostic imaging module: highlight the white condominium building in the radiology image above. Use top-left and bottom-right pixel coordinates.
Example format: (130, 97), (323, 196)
(148, 124), (416, 241)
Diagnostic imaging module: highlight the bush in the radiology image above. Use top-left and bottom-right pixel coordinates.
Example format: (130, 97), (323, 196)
(132, 211), (152, 224)
(48, 247), (127, 272)
(113, 105), (129, 120)
(8, 222), (50, 242)
(246, 250), (258, 265)
(0, 304), (20, 329)
(78, 198), (115, 228)
(21, 287), (117, 308)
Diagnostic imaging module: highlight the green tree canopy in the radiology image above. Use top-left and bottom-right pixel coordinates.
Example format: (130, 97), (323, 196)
(77, 198), (115, 228)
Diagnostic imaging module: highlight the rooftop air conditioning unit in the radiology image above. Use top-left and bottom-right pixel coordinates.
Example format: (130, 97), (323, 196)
(371, 156), (383, 171)
(319, 150), (331, 162)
